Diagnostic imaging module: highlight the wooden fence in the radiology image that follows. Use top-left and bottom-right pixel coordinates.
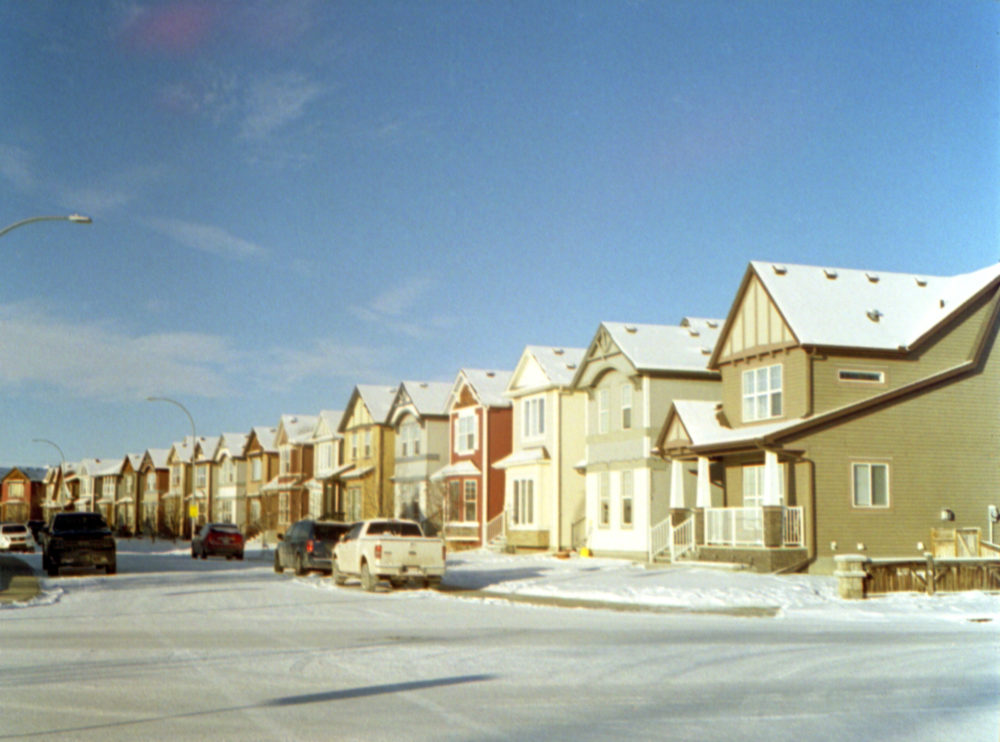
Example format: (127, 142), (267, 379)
(864, 554), (1000, 596)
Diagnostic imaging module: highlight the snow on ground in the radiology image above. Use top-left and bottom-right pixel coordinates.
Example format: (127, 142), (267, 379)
(13, 536), (993, 624)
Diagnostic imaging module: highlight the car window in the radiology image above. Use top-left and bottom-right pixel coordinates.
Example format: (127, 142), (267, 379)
(314, 524), (348, 541)
(211, 524), (240, 534)
(344, 522), (364, 541)
(2, 524), (27, 534)
(366, 521), (422, 537)
(53, 514), (108, 532)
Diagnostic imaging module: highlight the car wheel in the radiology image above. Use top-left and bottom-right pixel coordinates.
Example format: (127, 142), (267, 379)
(274, 550), (284, 573)
(294, 554), (306, 576)
(332, 560), (346, 585)
(191, 548), (197, 559)
(46, 561), (59, 577)
(236, 552), (244, 561)
(360, 561), (377, 592)
(200, 547), (207, 560)
(106, 561), (117, 575)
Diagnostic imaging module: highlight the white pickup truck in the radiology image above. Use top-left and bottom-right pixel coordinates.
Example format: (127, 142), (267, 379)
(332, 519), (446, 591)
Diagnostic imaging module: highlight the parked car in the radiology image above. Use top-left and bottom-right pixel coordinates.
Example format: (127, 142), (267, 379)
(274, 519), (353, 576)
(191, 523), (244, 560)
(0, 523), (34, 553)
(42, 512), (116, 576)
(332, 518), (446, 591)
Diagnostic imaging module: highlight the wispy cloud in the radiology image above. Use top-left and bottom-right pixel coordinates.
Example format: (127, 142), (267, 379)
(350, 276), (456, 339)
(239, 72), (324, 142)
(0, 143), (37, 192)
(0, 302), (240, 400)
(254, 338), (391, 391)
(147, 217), (268, 260)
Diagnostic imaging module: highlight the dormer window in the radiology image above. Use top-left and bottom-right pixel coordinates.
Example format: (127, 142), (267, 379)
(742, 364), (783, 422)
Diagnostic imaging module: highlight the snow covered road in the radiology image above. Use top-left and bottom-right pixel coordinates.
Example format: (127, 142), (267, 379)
(1, 542), (997, 741)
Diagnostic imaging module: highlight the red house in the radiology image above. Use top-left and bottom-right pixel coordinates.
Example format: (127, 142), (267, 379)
(433, 369), (513, 549)
(1, 467), (46, 523)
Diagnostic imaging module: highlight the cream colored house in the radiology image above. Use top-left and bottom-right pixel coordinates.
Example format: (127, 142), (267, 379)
(306, 410), (345, 520)
(212, 433), (248, 526)
(496, 346), (587, 552)
(570, 319), (723, 560)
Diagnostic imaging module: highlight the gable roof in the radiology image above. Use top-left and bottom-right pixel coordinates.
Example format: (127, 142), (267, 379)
(399, 381), (453, 416)
(247, 426), (279, 454)
(451, 369), (514, 409)
(312, 410), (344, 441)
(712, 260), (1000, 365)
(2, 466), (47, 483)
(277, 414), (318, 446)
(141, 448), (170, 469)
(339, 385), (398, 431)
(215, 433), (248, 459)
(521, 346), (586, 389)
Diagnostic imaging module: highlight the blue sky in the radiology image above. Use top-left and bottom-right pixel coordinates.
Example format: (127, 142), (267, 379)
(2, 1), (997, 467)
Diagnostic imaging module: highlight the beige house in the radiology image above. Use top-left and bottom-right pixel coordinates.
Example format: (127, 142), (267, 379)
(496, 346), (587, 552)
(657, 261), (1000, 573)
(337, 385), (398, 522)
(262, 415), (317, 536)
(212, 433), (248, 526)
(388, 381), (453, 533)
(164, 439), (196, 537)
(306, 410), (345, 520)
(570, 319), (723, 560)
(138, 448), (170, 536)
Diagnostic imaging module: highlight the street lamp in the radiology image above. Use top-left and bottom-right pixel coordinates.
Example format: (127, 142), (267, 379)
(147, 396), (199, 539)
(0, 214), (93, 239)
(32, 438), (70, 514)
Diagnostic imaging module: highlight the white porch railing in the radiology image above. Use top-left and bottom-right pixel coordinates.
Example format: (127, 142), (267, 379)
(705, 506), (805, 547)
(485, 511), (506, 544)
(649, 517), (673, 561)
(782, 507), (804, 546)
(705, 507), (764, 546)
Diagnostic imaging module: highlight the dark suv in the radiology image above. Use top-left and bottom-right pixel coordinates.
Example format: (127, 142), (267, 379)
(42, 512), (116, 576)
(274, 519), (353, 575)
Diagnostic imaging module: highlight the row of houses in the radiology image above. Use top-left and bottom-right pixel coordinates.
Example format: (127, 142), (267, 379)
(8, 259), (1000, 573)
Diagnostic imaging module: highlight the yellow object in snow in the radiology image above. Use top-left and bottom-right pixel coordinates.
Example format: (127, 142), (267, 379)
(579, 547), (592, 558)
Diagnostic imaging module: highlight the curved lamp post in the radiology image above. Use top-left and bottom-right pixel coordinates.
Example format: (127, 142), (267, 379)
(0, 214), (92, 239)
(32, 438), (70, 513)
(147, 396), (198, 539)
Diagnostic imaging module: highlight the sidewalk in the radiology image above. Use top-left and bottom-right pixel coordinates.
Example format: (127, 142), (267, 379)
(0, 554), (40, 605)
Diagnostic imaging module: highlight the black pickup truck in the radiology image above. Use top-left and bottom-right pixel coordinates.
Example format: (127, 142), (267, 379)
(42, 512), (117, 576)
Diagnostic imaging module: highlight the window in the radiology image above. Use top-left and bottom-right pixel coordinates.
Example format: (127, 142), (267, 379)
(196, 466), (207, 488)
(400, 421), (420, 457)
(512, 479), (535, 526)
(251, 457), (262, 482)
(455, 413), (477, 453)
(620, 470), (633, 527)
(448, 481), (462, 521)
(346, 486), (362, 521)
(350, 433), (358, 461)
(146, 472), (156, 492)
(319, 442), (333, 470)
(853, 462), (889, 508)
(742, 364), (783, 422)
(221, 459), (235, 484)
(280, 445), (292, 474)
(599, 471), (610, 526)
(124, 474), (133, 491)
(103, 479), (116, 497)
(839, 369), (885, 384)
(171, 465), (182, 487)
(742, 464), (785, 507)
(463, 480), (478, 522)
(523, 397), (545, 439)
(621, 384), (633, 430)
(597, 389), (610, 434)
(364, 430), (372, 458)
(279, 492), (291, 524)
(7, 481), (23, 500)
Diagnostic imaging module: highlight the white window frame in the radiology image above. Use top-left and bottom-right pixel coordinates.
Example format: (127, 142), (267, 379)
(8, 481), (24, 500)
(463, 480), (478, 522)
(103, 478), (116, 497)
(455, 412), (478, 454)
(196, 465), (207, 488)
(742, 364), (783, 422)
(364, 430), (372, 458)
(279, 492), (291, 524)
(598, 471), (610, 527)
(522, 396), (545, 440)
(597, 388), (610, 434)
(280, 445), (292, 475)
(742, 464), (785, 507)
(511, 478), (535, 527)
(621, 384), (633, 430)
(852, 462), (890, 508)
(620, 470), (633, 527)
(146, 471), (157, 493)
(251, 457), (262, 482)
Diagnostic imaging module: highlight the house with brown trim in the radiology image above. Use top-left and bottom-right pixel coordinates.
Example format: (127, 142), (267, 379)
(570, 320), (723, 561)
(496, 346), (587, 552)
(262, 415), (317, 536)
(336, 386), (398, 522)
(656, 261), (1000, 573)
(114, 454), (142, 534)
(432, 369), (513, 548)
(1, 467), (46, 523)
(242, 426), (279, 536)
(164, 439), (196, 537)
(212, 433), (248, 526)
(138, 448), (170, 536)
(388, 381), (453, 533)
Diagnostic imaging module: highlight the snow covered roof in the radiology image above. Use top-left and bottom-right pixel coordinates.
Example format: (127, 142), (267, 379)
(314, 410), (344, 440)
(524, 346), (586, 387)
(744, 260), (1000, 353)
(664, 400), (806, 451)
(355, 384), (398, 424)
(279, 414), (318, 446)
(143, 448), (170, 469)
(399, 380), (453, 417)
(216, 433), (248, 458)
(494, 447), (550, 469)
(194, 436), (221, 462)
(599, 318), (722, 375)
(431, 460), (482, 480)
(456, 369), (514, 408)
(250, 426), (278, 453)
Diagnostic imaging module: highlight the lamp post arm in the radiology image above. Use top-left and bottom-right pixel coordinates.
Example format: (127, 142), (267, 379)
(0, 214), (92, 239)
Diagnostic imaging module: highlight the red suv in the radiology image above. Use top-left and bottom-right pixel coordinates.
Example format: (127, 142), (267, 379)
(191, 523), (244, 560)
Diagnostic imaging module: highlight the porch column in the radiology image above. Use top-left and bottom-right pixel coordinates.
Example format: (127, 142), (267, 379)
(670, 458), (687, 525)
(694, 456), (711, 544)
(761, 449), (783, 548)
